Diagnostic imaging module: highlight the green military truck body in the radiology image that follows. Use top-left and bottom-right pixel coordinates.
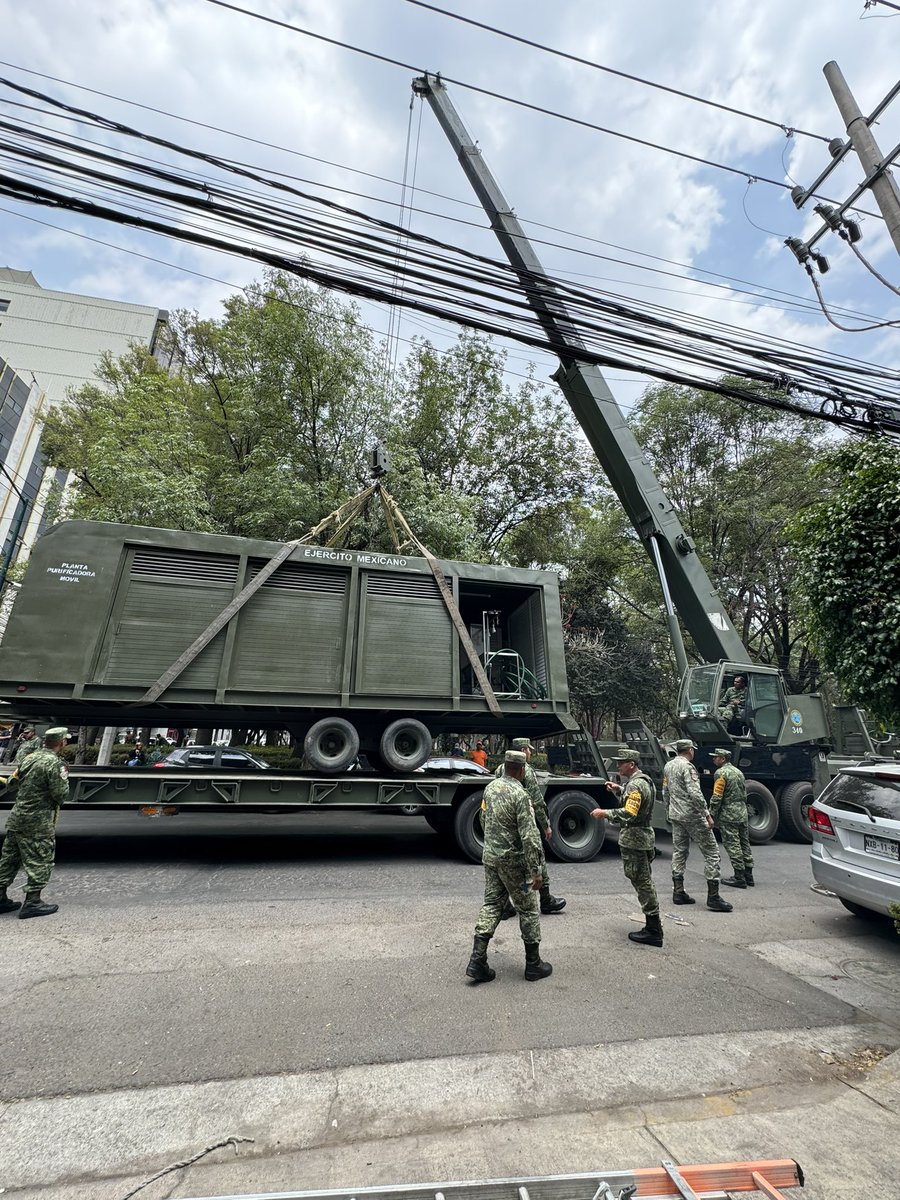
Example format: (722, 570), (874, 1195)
(0, 520), (575, 750)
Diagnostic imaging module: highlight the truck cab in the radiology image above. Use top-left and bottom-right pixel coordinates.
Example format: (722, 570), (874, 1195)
(677, 661), (831, 748)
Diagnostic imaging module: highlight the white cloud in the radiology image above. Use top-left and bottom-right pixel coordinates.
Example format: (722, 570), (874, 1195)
(0, 0), (897, 419)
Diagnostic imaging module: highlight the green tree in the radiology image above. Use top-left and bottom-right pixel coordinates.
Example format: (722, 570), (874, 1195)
(630, 381), (826, 690)
(387, 332), (594, 562)
(790, 437), (900, 726)
(40, 346), (215, 530)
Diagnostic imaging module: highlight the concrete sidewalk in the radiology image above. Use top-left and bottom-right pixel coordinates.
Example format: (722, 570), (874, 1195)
(3, 1023), (898, 1200)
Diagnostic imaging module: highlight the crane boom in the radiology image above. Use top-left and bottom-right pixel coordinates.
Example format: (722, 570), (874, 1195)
(413, 73), (750, 669)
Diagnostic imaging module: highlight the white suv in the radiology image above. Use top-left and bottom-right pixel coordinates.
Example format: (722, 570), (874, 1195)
(809, 762), (900, 918)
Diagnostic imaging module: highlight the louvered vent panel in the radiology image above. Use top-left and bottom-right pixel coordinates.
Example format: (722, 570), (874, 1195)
(131, 547), (239, 586)
(248, 560), (347, 594)
(528, 590), (548, 688)
(102, 581), (230, 688)
(366, 572), (442, 600)
(357, 579), (452, 696)
(231, 571), (348, 692)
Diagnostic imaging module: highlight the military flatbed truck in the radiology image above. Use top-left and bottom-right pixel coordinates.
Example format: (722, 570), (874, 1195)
(0, 519), (616, 863)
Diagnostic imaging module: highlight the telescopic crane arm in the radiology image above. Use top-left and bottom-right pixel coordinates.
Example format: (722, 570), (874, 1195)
(413, 73), (751, 672)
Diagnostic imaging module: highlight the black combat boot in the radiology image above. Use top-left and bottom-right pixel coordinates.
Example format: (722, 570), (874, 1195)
(744, 867), (755, 887)
(721, 869), (747, 889)
(499, 898), (516, 921)
(524, 942), (552, 981)
(672, 875), (696, 905)
(18, 890), (59, 920)
(540, 889), (567, 914)
(0, 888), (21, 915)
(628, 913), (663, 947)
(706, 880), (733, 912)
(466, 935), (496, 983)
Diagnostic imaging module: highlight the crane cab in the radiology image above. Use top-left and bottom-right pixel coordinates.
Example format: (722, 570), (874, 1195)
(677, 661), (830, 748)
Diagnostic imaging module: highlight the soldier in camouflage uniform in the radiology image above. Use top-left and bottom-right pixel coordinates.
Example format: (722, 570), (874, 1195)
(718, 675), (748, 731)
(0, 726), (69, 919)
(663, 738), (732, 913)
(711, 748), (754, 889)
(13, 726), (41, 765)
(466, 750), (552, 983)
(591, 748), (662, 946)
(497, 737), (566, 919)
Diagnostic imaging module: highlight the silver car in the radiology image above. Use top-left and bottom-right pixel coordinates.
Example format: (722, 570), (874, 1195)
(810, 761), (900, 918)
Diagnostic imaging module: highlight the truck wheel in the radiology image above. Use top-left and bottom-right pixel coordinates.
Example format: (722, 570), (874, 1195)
(546, 790), (606, 862)
(304, 718), (359, 774)
(745, 779), (779, 844)
(777, 780), (814, 844)
(453, 789), (486, 863)
(379, 719), (432, 772)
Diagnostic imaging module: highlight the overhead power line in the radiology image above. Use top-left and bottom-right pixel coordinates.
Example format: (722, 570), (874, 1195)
(2, 77), (899, 437)
(0, 60), (890, 327)
(401, 0), (831, 143)
(198, 0), (883, 218)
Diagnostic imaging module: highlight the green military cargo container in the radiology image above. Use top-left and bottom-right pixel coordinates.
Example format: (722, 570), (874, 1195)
(0, 521), (577, 771)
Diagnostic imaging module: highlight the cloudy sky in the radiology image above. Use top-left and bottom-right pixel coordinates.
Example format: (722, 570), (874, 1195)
(2, 0), (899, 411)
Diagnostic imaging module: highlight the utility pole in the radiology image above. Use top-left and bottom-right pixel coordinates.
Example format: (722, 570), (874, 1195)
(823, 61), (900, 256)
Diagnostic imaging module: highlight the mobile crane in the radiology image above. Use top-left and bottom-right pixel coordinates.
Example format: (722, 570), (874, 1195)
(413, 73), (877, 843)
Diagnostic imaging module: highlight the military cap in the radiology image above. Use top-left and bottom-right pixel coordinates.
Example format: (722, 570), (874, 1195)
(43, 727), (69, 741)
(511, 737), (534, 750)
(614, 747), (641, 764)
(504, 749), (527, 765)
(712, 747), (732, 759)
(21, 725), (35, 734)
(674, 738), (696, 752)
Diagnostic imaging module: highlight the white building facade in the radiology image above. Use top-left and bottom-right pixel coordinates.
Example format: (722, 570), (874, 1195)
(0, 267), (168, 570)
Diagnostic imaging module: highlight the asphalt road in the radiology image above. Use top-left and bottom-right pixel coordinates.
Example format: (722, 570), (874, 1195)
(2, 809), (897, 1102)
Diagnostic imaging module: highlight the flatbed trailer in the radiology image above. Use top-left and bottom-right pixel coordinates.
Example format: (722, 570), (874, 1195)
(0, 763), (615, 864)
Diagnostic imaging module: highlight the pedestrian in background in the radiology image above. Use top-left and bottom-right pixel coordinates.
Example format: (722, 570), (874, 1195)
(470, 740), (488, 769)
(591, 747), (662, 946)
(0, 726), (70, 919)
(663, 739), (733, 913)
(13, 726), (41, 765)
(466, 749), (552, 983)
(711, 748), (754, 889)
(497, 737), (565, 919)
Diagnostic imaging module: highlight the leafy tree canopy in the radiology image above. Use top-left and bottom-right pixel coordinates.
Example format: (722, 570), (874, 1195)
(42, 273), (594, 563)
(790, 437), (900, 727)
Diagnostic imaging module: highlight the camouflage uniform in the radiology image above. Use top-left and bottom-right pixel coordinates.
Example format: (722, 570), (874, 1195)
(475, 774), (544, 945)
(0, 747), (69, 893)
(664, 754), (721, 881)
(13, 735), (41, 766)
(711, 761), (753, 875)
(605, 768), (658, 917)
(718, 685), (747, 721)
(494, 760), (550, 890)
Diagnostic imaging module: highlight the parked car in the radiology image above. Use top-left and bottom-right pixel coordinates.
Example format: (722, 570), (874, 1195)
(809, 761), (900, 918)
(417, 756), (493, 778)
(154, 746), (269, 771)
(389, 755), (493, 815)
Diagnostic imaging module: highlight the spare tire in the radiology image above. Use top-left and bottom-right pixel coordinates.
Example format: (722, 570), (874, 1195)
(777, 780), (814, 843)
(546, 790), (606, 862)
(303, 718), (359, 774)
(379, 719), (432, 772)
(745, 779), (779, 844)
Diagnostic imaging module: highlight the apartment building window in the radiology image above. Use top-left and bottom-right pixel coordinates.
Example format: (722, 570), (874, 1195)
(0, 300), (9, 313)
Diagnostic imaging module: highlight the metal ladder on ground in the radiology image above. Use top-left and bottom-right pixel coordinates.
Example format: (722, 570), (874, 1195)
(178, 1158), (804, 1200)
